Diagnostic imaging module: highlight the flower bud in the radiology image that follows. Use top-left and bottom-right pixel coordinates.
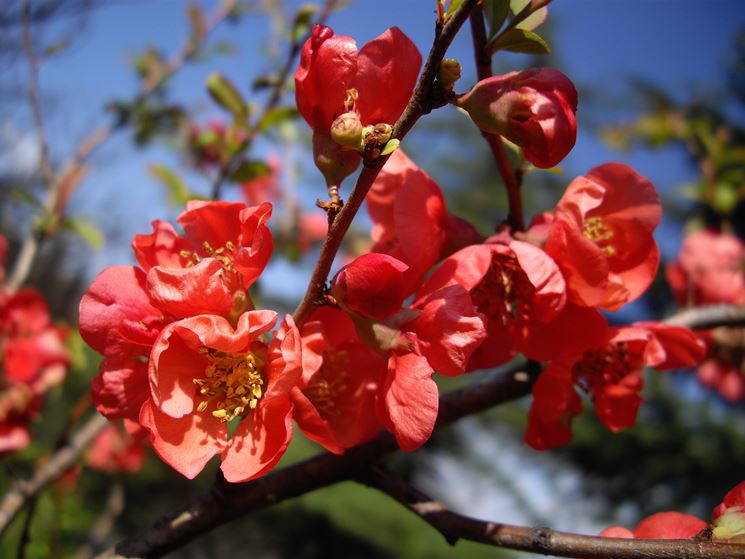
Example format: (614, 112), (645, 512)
(312, 132), (360, 189)
(438, 58), (462, 89)
(330, 111), (363, 149)
(456, 68), (578, 168)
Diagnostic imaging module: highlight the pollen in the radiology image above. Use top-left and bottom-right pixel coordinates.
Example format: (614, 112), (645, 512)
(583, 216), (616, 256)
(303, 351), (350, 416)
(179, 241), (237, 270)
(193, 347), (266, 422)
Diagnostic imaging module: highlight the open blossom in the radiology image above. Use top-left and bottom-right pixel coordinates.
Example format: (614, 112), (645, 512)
(526, 322), (705, 450)
(456, 68), (578, 168)
(80, 201), (274, 424)
(330, 253), (486, 450)
(0, 289), (69, 454)
(366, 150), (482, 294)
(292, 307), (385, 453)
(544, 163), (661, 311)
(87, 421), (147, 474)
(666, 228), (745, 306)
(295, 24), (421, 135)
(141, 312), (301, 481)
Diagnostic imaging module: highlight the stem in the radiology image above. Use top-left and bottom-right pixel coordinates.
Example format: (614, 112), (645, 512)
(293, 0), (482, 327)
(468, 6), (525, 232)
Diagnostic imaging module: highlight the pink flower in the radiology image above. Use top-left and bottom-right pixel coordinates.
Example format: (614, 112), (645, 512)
(598, 511), (706, 541)
(456, 68), (578, 168)
(295, 25), (421, 134)
(666, 229), (745, 306)
(545, 163), (661, 311)
(142, 312), (301, 481)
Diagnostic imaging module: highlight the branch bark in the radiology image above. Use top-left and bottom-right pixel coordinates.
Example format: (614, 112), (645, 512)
(363, 466), (745, 559)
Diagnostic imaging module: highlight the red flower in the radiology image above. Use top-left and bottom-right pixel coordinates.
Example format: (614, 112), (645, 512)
(666, 228), (745, 306)
(697, 355), (745, 403)
(545, 163), (661, 311)
(0, 289), (69, 454)
(366, 149), (482, 294)
(87, 421), (147, 474)
(712, 480), (745, 542)
(597, 512), (706, 541)
(330, 254), (486, 450)
(292, 307), (385, 453)
(526, 322), (704, 450)
(141, 312), (301, 481)
(456, 68), (578, 168)
(415, 240), (569, 369)
(295, 24), (421, 134)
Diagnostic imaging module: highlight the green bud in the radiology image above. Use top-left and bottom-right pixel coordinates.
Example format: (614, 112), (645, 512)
(330, 111), (363, 150)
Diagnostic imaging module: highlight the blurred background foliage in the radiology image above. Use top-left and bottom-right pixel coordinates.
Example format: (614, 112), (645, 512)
(0, 0), (743, 557)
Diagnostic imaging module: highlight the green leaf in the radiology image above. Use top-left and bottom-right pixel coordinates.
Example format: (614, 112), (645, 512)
(61, 217), (104, 248)
(487, 28), (550, 55)
(42, 37), (71, 58)
(446, 0), (465, 16)
(9, 188), (42, 208)
(291, 4), (317, 43)
(206, 72), (250, 123)
(230, 160), (271, 182)
(149, 163), (191, 205)
(516, 6), (547, 30)
(483, 0), (510, 37)
(259, 107), (299, 132)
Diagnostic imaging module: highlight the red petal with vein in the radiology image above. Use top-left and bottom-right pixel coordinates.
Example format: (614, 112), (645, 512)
(91, 357), (149, 421)
(132, 220), (190, 272)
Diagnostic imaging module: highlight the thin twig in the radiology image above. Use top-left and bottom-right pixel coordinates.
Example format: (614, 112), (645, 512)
(74, 481), (125, 559)
(468, 6), (524, 232)
(7, 2), (235, 292)
(292, 0), (481, 327)
(0, 414), (108, 536)
(362, 466), (745, 559)
(15, 495), (37, 559)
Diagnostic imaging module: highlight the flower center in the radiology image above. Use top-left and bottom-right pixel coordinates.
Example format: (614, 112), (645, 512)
(193, 346), (265, 422)
(180, 240), (237, 270)
(573, 342), (638, 394)
(583, 216), (615, 256)
(470, 253), (535, 327)
(303, 350), (349, 416)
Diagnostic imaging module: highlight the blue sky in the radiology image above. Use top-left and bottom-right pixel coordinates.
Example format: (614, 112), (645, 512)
(3, 0), (744, 277)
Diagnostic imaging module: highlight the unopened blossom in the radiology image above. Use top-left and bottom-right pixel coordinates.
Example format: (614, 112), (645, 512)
(456, 68), (578, 168)
(712, 480), (745, 542)
(545, 163), (661, 311)
(142, 311), (301, 481)
(526, 322), (705, 450)
(597, 511), (707, 541)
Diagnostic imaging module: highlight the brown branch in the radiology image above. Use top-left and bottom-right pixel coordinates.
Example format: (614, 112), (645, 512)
(468, 6), (525, 232)
(292, 0), (481, 327)
(6, 2), (235, 292)
(664, 304), (745, 330)
(74, 481), (125, 559)
(92, 360), (539, 558)
(0, 414), (108, 536)
(208, 0), (339, 201)
(362, 466), (745, 559)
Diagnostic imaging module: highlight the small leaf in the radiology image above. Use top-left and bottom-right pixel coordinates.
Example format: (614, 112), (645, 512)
(253, 75), (280, 91)
(187, 4), (206, 47)
(149, 163), (191, 205)
(516, 6), (547, 30)
(380, 139), (400, 156)
(446, 0), (464, 16)
(62, 217), (104, 248)
(206, 72), (250, 123)
(291, 4), (317, 43)
(487, 28), (550, 55)
(42, 37), (71, 58)
(9, 189), (42, 208)
(483, 0), (510, 37)
(230, 160), (270, 182)
(259, 107), (299, 132)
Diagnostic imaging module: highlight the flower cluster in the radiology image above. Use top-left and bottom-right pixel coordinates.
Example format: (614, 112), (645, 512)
(667, 229), (745, 401)
(0, 237), (69, 454)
